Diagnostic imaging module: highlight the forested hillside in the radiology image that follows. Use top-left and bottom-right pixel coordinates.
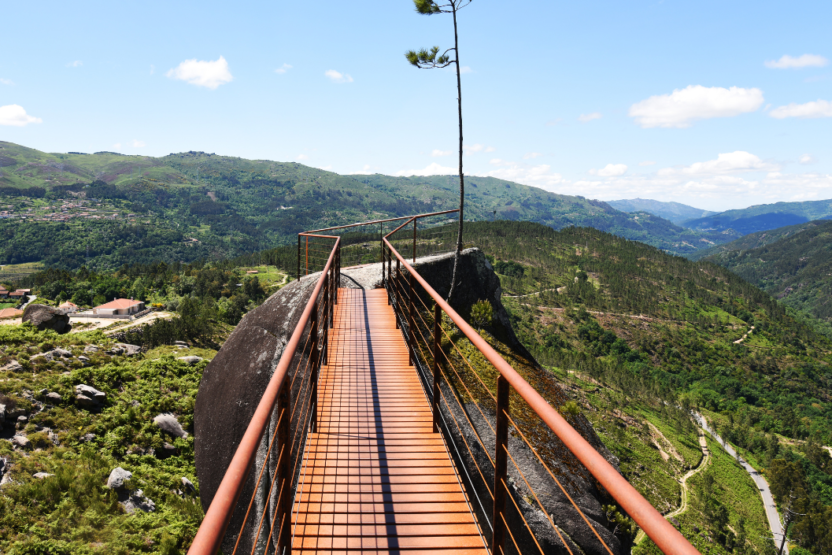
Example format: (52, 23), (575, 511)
(0, 141), (738, 270)
(701, 220), (832, 337)
(395, 221), (832, 554)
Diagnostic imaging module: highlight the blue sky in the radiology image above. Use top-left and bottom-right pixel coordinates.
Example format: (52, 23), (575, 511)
(1, 0), (830, 211)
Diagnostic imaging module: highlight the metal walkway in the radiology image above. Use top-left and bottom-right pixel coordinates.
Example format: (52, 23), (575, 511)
(291, 288), (487, 554)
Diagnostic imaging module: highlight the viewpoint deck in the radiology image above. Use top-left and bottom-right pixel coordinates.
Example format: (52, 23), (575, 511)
(291, 288), (486, 554)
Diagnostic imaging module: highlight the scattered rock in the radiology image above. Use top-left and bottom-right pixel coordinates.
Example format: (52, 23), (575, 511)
(48, 430), (60, 446)
(75, 384), (106, 407)
(174, 341), (189, 348)
(77, 355), (90, 365)
(81, 433), (96, 443)
(12, 435), (31, 450)
(130, 400), (141, 407)
(84, 345), (100, 354)
(0, 403), (5, 427)
(106, 467), (132, 490)
(1, 360), (23, 372)
(29, 352), (53, 363)
(670, 517), (680, 528)
(110, 343), (141, 356)
(45, 392), (62, 403)
(17, 415), (27, 424)
(154, 413), (188, 438)
(121, 490), (155, 513)
(181, 477), (196, 494)
(158, 442), (178, 459)
(33, 472), (54, 479)
(38, 389), (47, 395)
(176, 356), (203, 365)
(52, 348), (72, 358)
(22, 304), (71, 334)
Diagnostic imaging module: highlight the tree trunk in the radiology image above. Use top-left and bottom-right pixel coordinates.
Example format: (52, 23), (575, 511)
(446, 3), (464, 303)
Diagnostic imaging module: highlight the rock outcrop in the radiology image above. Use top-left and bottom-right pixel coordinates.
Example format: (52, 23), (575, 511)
(195, 276), (320, 554)
(195, 249), (622, 555)
(22, 304), (71, 334)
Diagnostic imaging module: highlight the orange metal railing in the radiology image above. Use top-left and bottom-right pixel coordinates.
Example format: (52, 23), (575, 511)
(189, 235), (340, 555)
(382, 217), (701, 555)
(190, 209), (700, 555)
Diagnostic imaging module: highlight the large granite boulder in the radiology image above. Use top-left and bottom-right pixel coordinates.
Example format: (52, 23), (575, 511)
(195, 250), (623, 555)
(195, 276), (319, 554)
(22, 304), (71, 334)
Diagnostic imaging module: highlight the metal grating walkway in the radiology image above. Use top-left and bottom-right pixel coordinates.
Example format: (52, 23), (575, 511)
(291, 288), (487, 555)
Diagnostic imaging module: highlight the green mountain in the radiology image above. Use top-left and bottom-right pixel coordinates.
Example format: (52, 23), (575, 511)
(683, 198), (832, 235)
(607, 198), (716, 225)
(0, 141), (738, 270)
(700, 219), (832, 334)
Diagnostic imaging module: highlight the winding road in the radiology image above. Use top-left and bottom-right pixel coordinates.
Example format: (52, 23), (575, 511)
(693, 412), (788, 554)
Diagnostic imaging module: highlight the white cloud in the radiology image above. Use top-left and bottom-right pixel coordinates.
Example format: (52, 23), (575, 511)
(275, 63), (293, 75)
(578, 112), (602, 123)
(431, 149), (452, 157)
(0, 104), (42, 127)
(658, 151), (777, 176)
(0, 78), (14, 85)
(167, 56), (233, 89)
(132, 140), (145, 148)
(66, 60), (82, 68)
(639, 161), (656, 166)
(523, 152), (542, 160)
(629, 85), (764, 128)
(545, 118), (562, 127)
(765, 54), (828, 69)
(113, 143), (122, 149)
(770, 99), (832, 119)
(325, 69), (353, 83)
(459, 66), (473, 74)
(485, 146), (496, 153)
(800, 154), (817, 165)
(394, 162), (456, 176)
(296, 154), (308, 161)
(590, 163), (628, 177)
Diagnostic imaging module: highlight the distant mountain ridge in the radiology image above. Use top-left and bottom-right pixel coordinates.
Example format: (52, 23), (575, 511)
(607, 198), (716, 224)
(0, 141), (739, 269)
(682, 199), (832, 235)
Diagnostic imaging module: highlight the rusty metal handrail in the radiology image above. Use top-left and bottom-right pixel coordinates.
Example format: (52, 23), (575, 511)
(382, 237), (701, 555)
(189, 235), (341, 555)
(298, 209), (459, 279)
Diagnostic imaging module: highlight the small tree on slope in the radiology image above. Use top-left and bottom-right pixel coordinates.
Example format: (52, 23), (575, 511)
(405, 0), (473, 302)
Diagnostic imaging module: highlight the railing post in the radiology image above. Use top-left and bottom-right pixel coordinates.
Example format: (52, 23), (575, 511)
(387, 246), (392, 305)
(408, 271), (414, 366)
(493, 374), (510, 555)
(297, 235), (301, 281)
(432, 302), (441, 432)
(311, 298), (319, 433)
(395, 258), (400, 329)
(412, 218), (417, 263)
(276, 381), (291, 555)
(305, 235), (309, 277)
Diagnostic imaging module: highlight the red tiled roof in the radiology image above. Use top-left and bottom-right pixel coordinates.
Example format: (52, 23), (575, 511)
(94, 298), (143, 310)
(0, 308), (23, 319)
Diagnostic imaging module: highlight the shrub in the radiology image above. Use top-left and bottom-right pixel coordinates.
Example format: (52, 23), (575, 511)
(470, 299), (493, 330)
